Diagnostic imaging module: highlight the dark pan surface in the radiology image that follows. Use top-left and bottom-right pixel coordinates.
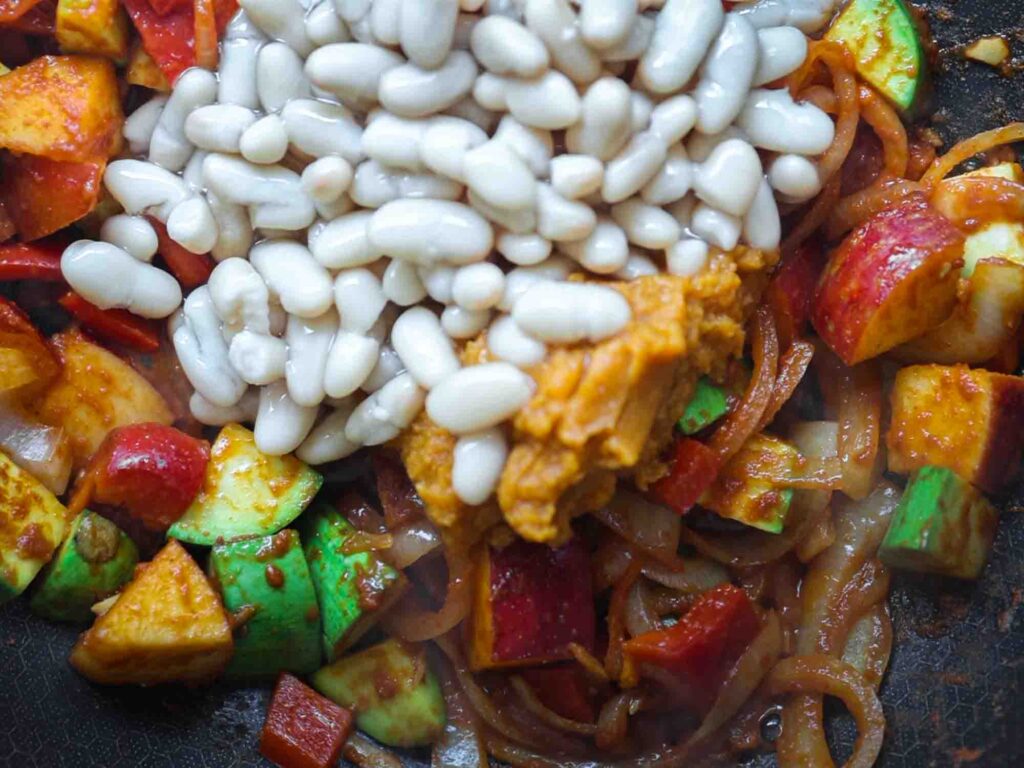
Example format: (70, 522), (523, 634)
(3, 2), (1024, 765)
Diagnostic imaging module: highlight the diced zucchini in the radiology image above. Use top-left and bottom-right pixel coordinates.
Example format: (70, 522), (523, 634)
(678, 377), (729, 435)
(879, 466), (997, 579)
(300, 503), (406, 662)
(30, 511), (138, 622)
(699, 434), (798, 533)
(209, 530), (322, 679)
(0, 449), (70, 603)
(168, 424), (322, 546)
(825, 0), (926, 113)
(312, 639), (446, 748)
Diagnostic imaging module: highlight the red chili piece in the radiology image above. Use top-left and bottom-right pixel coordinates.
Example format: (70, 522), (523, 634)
(649, 437), (720, 515)
(0, 241), (65, 281)
(151, 218), (214, 289)
(260, 673), (353, 768)
(58, 291), (161, 353)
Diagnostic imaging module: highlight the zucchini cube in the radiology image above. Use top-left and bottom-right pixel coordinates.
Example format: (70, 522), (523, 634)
(678, 377), (729, 435)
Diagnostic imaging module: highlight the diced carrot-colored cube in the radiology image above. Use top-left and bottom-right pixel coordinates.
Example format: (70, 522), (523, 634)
(2, 154), (104, 241)
(260, 673), (353, 768)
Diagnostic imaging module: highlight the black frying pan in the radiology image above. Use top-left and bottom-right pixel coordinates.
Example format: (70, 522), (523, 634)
(2, 2), (1024, 765)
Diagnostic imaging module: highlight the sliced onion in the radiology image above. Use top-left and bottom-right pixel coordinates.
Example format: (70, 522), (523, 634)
(641, 558), (729, 595)
(383, 544), (472, 642)
(623, 577), (658, 638)
(388, 519), (441, 569)
(921, 122), (1024, 188)
(433, 646), (487, 768)
(510, 676), (598, 737)
(819, 357), (883, 501)
(343, 733), (404, 768)
(594, 691), (631, 750)
(757, 340), (815, 433)
(0, 400), (72, 495)
(597, 490), (681, 560)
(841, 604), (893, 692)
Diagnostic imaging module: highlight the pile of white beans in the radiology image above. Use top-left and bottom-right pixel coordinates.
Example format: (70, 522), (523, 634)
(59, 0), (838, 506)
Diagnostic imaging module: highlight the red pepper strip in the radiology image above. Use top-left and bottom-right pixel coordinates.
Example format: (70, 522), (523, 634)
(0, 241), (65, 281)
(151, 218), (214, 289)
(123, 0), (236, 82)
(193, 0), (218, 70)
(58, 291), (161, 353)
(147, 0), (189, 16)
(623, 584), (759, 712)
(261, 673), (353, 768)
(649, 437), (720, 515)
(764, 239), (824, 350)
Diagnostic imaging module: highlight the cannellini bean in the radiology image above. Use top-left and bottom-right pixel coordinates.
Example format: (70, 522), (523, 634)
(601, 11), (653, 62)
(301, 157), (354, 204)
(470, 15), (548, 77)
(297, 403), (360, 464)
(496, 231), (551, 265)
(445, 95), (500, 132)
(667, 194), (697, 229)
(690, 203), (742, 250)
(203, 154), (316, 230)
(754, 26), (807, 85)
(379, 51), (478, 118)
(335, 267), (387, 332)
(492, 116), (553, 177)
(316, 194), (357, 221)
(256, 43), (311, 113)
(363, 113), (430, 171)
(468, 190), (537, 234)
(184, 104), (256, 154)
(602, 132), (667, 203)
(149, 68), (217, 172)
(419, 116), (488, 181)
(240, 114), (289, 165)
(208, 193), (254, 262)
(368, 199), (494, 265)
(452, 262), (505, 310)
(616, 252), (659, 280)
(400, 0), (459, 68)
(208, 257), (271, 335)
(579, 0), (636, 50)
(190, 389), (259, 426)
(610, 199), (680, 249)
(686, 126), (748, 162)
(105, 160), (189, 223)
(306, 1), (351, 46)
(363, 344), (405, 392)
(472, 72), (510, 111)
(382, 258), (428, 305)
(737, 88), (835, 155)
(181, 150), (208, 193)
(346, 372), (426, 445)
(536, 184), (596, 242)
(62, 240), (183, 319)
(499, 256), (573, 310)
(561, 217), (629, 273)
(649, 95), (699, 147)
(335, 0), (371, 24)
(254, 380), (318, 455)
(286, 310), (338, 407)
(306, 43), (404, 105)
(324, 329), (381, 397)
(504, 71), (582, 130)
(693, 138), (763, 216)
(737, 0), (835, 33)
(768, 153), (821, 201)
(124, 96), (168, 156)
(743, 176), (781, 250)
(512, 280), (631, 343)
(666, 238), (709, 277)
(441, 305), (491, 338)
(639, 0), (723, 94)
(566, 77), (631, 161)
(351, 160), (463, 208)
(419, 264), (455, 303)
(464, 141), (536, 210)
(371, 0), (403, 44)
(487, 314), (547, 366)
(229, 330), (288, 385)
(630, 91), (654, 133)
(166, 196), (218, 254)
(100, 215), (158, 262)
(452, 428), (508, 505)
(240, 0), (314, 55)
(694, 13), (758, 135)
(641, 144), (693, 205)
(392, 307), (461, 388)
(170, 287), (246, 406)
(426, 363), (534, 434)
(485, 0), (525, 18)
(524, 0), (601, 85)
(550, 154), (604, 200)
(310, 211), (378, 269)
(250, 240), (334, 317)
(281, 99), (363, 164)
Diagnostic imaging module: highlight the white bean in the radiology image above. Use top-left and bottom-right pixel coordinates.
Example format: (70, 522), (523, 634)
(345, 372), (426, 445)
(754, 26), (807, 85)
(694, 13), (758, 135)
(62, 240), (182, 319)
(392, 306), (461, 388)
(363, 113), (430, 171)
(352, 160), (463, 207)
(536, 183), (596, 242)
(468, 191), (537, 234)
(641, 144), (693, 205)
(504, 71), (582, 130)
(693, 138), (763, 216)
(203, 154), (316, 230)
(742, 176), (781, 250)
(229, 330), (288, 385)
(602, 132), (667, 203)
(492, 116), (553, 177)
(524, 0), (601, 84)
(441, 305), (491, 338)
(496, 232), (551, 266)
(301, 157), (354, 204)
(600, 11), (653, 62)
(181, 150), (208, 193)
(105, 160), (189, 223)
(190, 389), (259, 426)
(610, 199), (680, 249)
(566, 77), (632, 161)
(649, 96), (698, 149)
(383, 258), (428, 305)
(737, 88), (835, 155)
(363, 344), (405, 391)
(124, 96), (168, 156)
(371, 0), (403, 44)
(419, 264), (455, 303)
(286, 310), (338, 407)
(324, 331), (381, 398)
(240, 0), (314, 55)
(445, 96), (499, 132)
(470, 15), (548, 77)
(499, 256), (573, 310)
(639, 0), (723, 94)
(690, 203), (742, 250)
(311, 211), (378, 269)
(282, 99), (363, 164)
(170, 287), (246, 406)
(686, 126), (748, 162)
(579, 0), (636, 50)
(208, 194), (254, 262)
(334, 0), (372, 24)
(335, 267), (387, 332)
(768, 153), (821, 201)
(426, 363), (534, 433)
(254, 380), (318, 455)
(250, 240), (334, 317)
(512, 280), (631, 343)
(368, 199), (494, 265)
(464, 140), (536, 210)
(184, 104), (256, 154)
(550, 154), (604, 200)
(419, 116), (488, 181)
(316, 194), (357, 221)
(306, 1), (351, 46)
(240, 114), (290, 165)
(149, 68), (217, 172)
(616, 252), (659, 280)
(100, 215), (158, 262)
(472, 72), (510, 111)
(297, 403), (360, 464)
(400, 0), (459, 68)
(451, 262), (505, 310)
(166, 196), (218, 254)
(306, 43), (403, 105)
(208, 257), (271, 335)
(666, 238), (709, 277)
(736, 0), (834, 33)
(486, 314), (547, 366)
(561, 217), (629, 273)
(630, 91), (653, 133)
(452, 428), (508, 505)
(379, 51), (478, 118)
(256, 43), (311, 113)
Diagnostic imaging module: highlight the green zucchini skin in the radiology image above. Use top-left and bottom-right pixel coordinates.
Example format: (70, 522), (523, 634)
(678, 377), (730, 435)
(209, 529), (322, 678)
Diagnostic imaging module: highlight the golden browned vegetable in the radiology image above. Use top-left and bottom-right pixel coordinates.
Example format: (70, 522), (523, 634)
(56, 0), (130, 62)
(126, 43), (170, 91)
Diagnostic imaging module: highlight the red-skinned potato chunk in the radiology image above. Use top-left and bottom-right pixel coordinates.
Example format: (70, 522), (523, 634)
(812, 195), (964, 365)
(2, 154), (105, 241)
(887, 364), (1024, 493)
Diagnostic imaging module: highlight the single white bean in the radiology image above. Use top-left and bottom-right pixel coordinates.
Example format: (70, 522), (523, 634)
(496, 231), (551, 266)
(754, 26), (807, 86)
(666, 238), (710, 277)
(61, 240), (182, 319)
(426, 363), (534, 433)
(419, 264), (456, 303)
(742, 176), (781, 250)
(524, 0), (601, 84)
(392, 306), (461, 388)
(306, 43), (404, 105)
(616, 252), (659, 280)
(649, 94), (698, 147)
(240, 0), (314, 55)
(334, 0), (372, 24)
(203, 154), (316, 230)
(639, 0), (723, 94)
(184, 104), (256, 154)
(301, 156), (354, 204)
(190, 389), (259, 426)
(100, 215), (158, 262)
(335, 267), (387, 333)
(737, 88), (836, 155)
(371, 0), (403, 44)
(464, 140), (536, 210)
(499, 255), (574, 310)
(297, 403), (360, 464)
(124, 96), (168, 156)
(363, 113), (430, 171)
(737, 0), (834, 33)
(470, 15), (548, 77)
(602, 132), (667, 203)
(690, 203), (742, 250)
(281, 99), (363, 164)
(104, 160), (189, 223)
(419, 116), (488, 181)
(383, 258), (428, 305)
(368, 199), (494, 265)
(550, 154), (604, 200)
(208, 257), (272, 335)
(472, 72), (510, 111)
(641, 144), (693, 205)
(310, 211), (378, 269)
(306, 1), (351, 46)
(492, 116), (553, 177)
(323, 330), (380, 397)
(610, 199), (680, 249)
(250, 240), (334, 317)
(768, 153), (821, 201)
(512, 280), (631, 343)
(468, 190), (537, 234)
(451, 262), (505, 310)
(486, 314), (547, 366)
(686, 126), (748, 162)
(694, 12), (758, 135)
(536, 183), (596, 242)
(579, 0), (636, 50)
(170, 286), (246, 406)
(208, 193), (254, 262)
(240, 114), (289, 165)
(149, 68), (217, 172)
(379, 51), (478, 118)
(166, 196), (218, 254)
(452, 428), (508, 505)
(363, 344), (405, 392)
(600, 11), (653, 62)
(565, 77), (631, 161)
(630, 91), (654, 133)
(440, 305), (491, 338)
(254, 380), (318, 455)
(229, 330), (288, 385)
(286, 310), (338, 407)
(345, 372), (426, 445)
(445, 95), (500, 132)
(316, 194), (357, 221)
(504, 71), (582, 130)
(693, 138), (763, 216)
(256, 43), (311, 113)
(400, 0), (459, 69)
(561, 217), (629, 274)
(352, 160), (464, 208)
(181, 150), (208, 193)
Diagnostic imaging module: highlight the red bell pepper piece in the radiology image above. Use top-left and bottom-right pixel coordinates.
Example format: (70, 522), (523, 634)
(123, 0), (236, 83)
(75, 423), (210, 531)
(260, 673), (354, 768)
(146, 0), (189, 16)
(58, 292), (161, 353)
(764, 240), (823, 349)
(623, 584), (759, 711)
(521, 665), (596, 723)
(0, 241), (65, 281)
(649, 437), (719, 515)
(151, 218), (214, 289)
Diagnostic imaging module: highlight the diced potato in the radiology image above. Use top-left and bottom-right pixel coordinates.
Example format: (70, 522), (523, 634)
(70, 540), (233, 684)
(34, 331), (172, 469)
(2, 154), (104, 241)
(56, 0), (130, 62)
(0, 55), (123, 162)
(126, 44), (170, 92)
